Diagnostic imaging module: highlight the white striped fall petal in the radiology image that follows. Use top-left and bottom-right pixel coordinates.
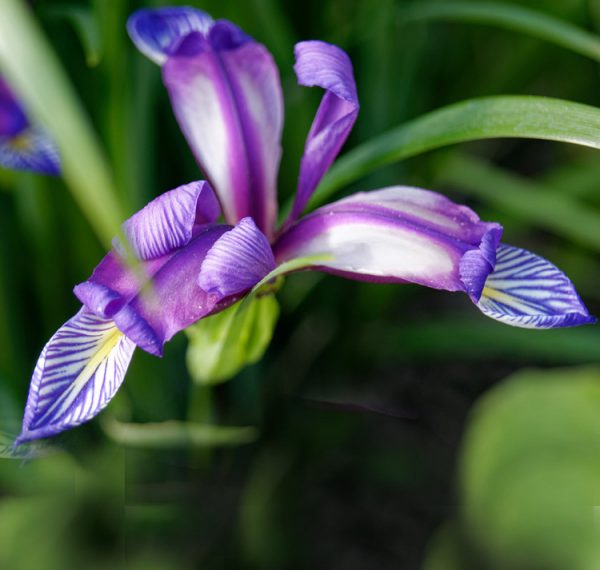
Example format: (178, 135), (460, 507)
(476, 244), (595, 328)
(17, 308), (135, 443)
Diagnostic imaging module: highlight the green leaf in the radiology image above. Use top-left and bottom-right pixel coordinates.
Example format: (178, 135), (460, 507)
(461, 366), (600, 570)
(186, 294), (280, 385)
(44, 5), (102, 67)
(309, 96), (600, 209)
(102, 418), (257, 449)
(436, 152), (600, 253)
(399, 1), (600, 64)
(0, 0), (123, 249)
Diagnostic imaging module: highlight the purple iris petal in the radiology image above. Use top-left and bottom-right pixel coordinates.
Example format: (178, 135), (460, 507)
(199, 217), (276, 298)
(158, 25), (283, 238)
(0, 127), (61, 176)
(0, 77), (61, 176)
(127, 7), (214, 65)
(476, 244), (595, 328)
(274, 186), (502, 299)
(0, 76), (28, 137)
(288, 41), (359, 222)
(17, 308), (135, 443)
(116, 180), (221, 260)
(111, 224), (231, 356)
(74, 182), (235, 355)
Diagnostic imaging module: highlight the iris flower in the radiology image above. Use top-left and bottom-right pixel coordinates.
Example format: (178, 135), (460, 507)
(0, 75), (60, 175)
(17, 7), (594, 444)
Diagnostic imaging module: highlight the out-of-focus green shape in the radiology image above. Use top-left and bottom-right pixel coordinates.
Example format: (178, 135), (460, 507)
(0, 432), (49, 460)
(437, 152), (600, 252)
(44, 4), (102, 67)
(423, 524), (467, 570)
(0, 0), (123, 249)
(102, 418), (257, 448)
(374, 318), (600, 363)
(186, 294), (279, 385)
(461, 366), (600, 570)
(399, 1), (600, 63)
(310, 96), (600, 209)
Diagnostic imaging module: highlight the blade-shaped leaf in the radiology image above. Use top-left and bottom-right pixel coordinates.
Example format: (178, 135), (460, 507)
(398, 2), (600, 63)
(0, 0), (123, 248)
(18, 308), (135, 443)
(308, 96), (600, 210)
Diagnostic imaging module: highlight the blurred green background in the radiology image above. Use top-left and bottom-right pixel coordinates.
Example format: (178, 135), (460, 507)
(0, 0), (599, 568)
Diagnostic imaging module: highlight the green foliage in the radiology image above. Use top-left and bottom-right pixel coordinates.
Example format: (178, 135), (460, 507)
(311, 96), (600, 209)
(399, 1), (600, 63)
(458, 367), (600, 570)
(186, 294), (280, 385)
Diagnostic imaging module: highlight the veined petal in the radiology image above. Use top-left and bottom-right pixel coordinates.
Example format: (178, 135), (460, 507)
(476, 244), (595, 328)
(117, 181), (221, 260)
(17, 308), (135, 443)
(274, 186), (502, 297)
(161, 25), (283, 238)
(111, 225), (234, 356)
(0, 127), (60, 176)
(288, 41), (359, 222)
(127, 7), (213, 65)
(199, 217), (276, 298)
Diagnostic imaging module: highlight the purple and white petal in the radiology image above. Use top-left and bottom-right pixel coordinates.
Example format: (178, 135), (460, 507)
(117, 181), (220, 260)
(17, 308), (135, 443)
(161, 27), (283, 238)
(111, 225), (234, 356)
(199, 217), (276, 298)
(274, 186), (502, 298)
(288, 41), (359, 222)
(127, 7), (213, 65)
(0, 127), (61, 176)
(476, 244), (595, 328)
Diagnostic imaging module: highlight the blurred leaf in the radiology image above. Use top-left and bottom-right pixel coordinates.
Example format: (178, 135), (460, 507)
(371, 317), (600, 364)
(0, 0), (124, 248)
(0, 432), (50, 460)
(423, 523), (468, 570)
(186, 294), (280, 385)
(102, 418), (257, 449)
(436, 152), (600, 252)
(399, 1), (600, 63)
(310, 96), (600, 209)
(461, 366), (600, 570)
(45, 4), (102, 66)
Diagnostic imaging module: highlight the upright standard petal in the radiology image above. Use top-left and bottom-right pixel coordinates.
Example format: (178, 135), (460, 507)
(274, 186), (502, 299)
(288, 41), (359, 222)
(17, 308), (135, 443)
(161, 24), (284, 237)
(199, 217), (276, 298)
(127, 7), (213, 65)
(476, 244), (595, 328)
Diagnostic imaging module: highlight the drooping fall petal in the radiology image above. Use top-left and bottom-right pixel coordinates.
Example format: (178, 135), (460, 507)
(476, 244), (595, 328)
(17, 309), (135, 443)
